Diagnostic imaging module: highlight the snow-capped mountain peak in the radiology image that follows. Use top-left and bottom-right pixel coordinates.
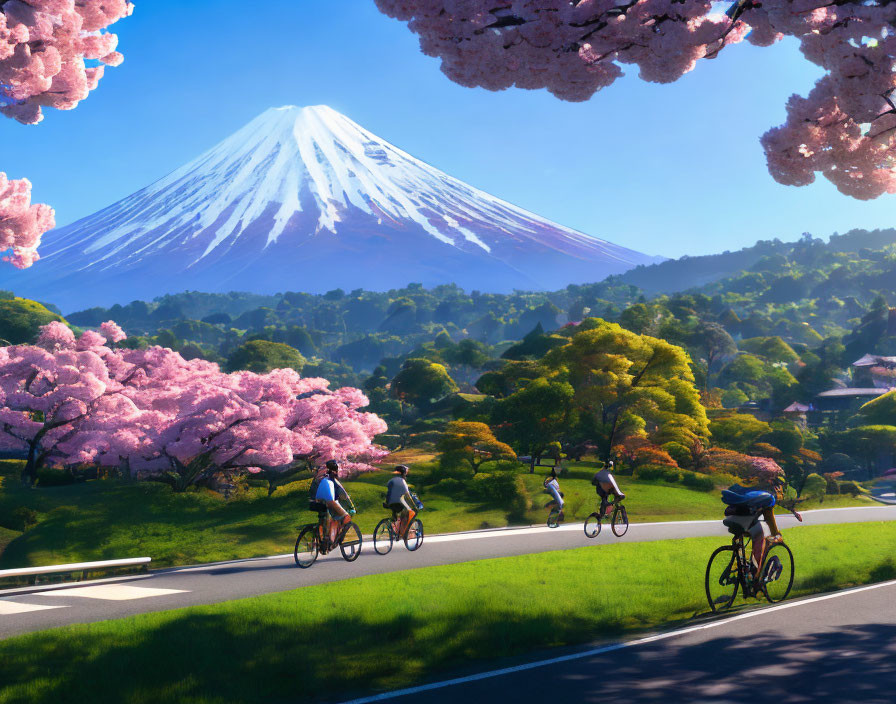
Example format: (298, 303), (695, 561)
(2, 105), (661, 310)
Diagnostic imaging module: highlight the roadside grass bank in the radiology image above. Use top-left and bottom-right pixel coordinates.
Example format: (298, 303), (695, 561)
(0, 458), (877, 570)
(1, 521), (894, 704)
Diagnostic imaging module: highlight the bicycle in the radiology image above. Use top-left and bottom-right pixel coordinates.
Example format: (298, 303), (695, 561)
(545, 497), (568, 528)
(584, 498), (629, 538)
(704, 501), (801, 612)
(294, 506), (363, 568)
(373, 494), (424, 554)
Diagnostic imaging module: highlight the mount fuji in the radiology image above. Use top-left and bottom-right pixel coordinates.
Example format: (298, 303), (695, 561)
(3, 105), (661, 311)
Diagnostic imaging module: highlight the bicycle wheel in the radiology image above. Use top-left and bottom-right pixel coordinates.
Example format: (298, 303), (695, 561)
(339, 522), (362, 562)
(584, 512), (602, 539)
(547, 508), (561, 528)
(374, 519), (394, 556)
(705, 545), (740, 612)
(761, 543), (795, 603)
(294, 526), (319, 568)
(404, 519), (424, 551)
(611, 506), (629, 537)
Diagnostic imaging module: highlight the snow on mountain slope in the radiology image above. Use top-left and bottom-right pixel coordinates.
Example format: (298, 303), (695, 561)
(1, 105), (662, 311)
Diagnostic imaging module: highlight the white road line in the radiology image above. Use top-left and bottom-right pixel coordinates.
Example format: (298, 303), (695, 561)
(36, 585), (186, 600)
(161, 506), (896, 575)
(0, 600), (68, 615)
(337, 579), (896, 704)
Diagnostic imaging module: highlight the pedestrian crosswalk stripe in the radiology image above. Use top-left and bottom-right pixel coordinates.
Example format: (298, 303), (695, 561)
(36, 584), (186, 600)
(0, 600), (67, 615)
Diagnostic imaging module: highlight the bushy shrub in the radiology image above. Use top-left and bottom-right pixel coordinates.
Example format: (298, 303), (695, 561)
(36, 467), (75, 487)
(838, 480), (866, 497)
(469, 472), (520, 504)
(466, 472), (530, 517)
(635, 465), (682, 483)
(801, 472), (827, 501)
(431, 478), (466, 497)
(663, 441), (691, 467)
(680, 471), (715, 492)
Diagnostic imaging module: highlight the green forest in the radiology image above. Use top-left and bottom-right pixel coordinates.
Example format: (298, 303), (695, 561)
(5, 228), (896, 504)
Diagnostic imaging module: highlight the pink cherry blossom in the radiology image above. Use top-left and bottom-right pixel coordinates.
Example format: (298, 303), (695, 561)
(377, 0), (896, 198)
(0, 172), (54, 268)
(1, 322), (389, 491)
(1, 1), (131, 267)
(99, 321), (127, 344)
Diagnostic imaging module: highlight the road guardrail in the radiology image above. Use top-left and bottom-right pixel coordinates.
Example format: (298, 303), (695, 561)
(0, 557), (151, 587)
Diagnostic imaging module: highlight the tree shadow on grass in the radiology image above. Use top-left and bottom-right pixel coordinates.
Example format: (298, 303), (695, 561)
(0, 606), (623, 704)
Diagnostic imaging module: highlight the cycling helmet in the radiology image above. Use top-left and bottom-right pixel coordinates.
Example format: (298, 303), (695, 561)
(394, 465), (409, 477)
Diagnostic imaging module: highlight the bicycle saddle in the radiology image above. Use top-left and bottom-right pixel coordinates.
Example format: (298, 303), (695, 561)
(721, 484), (776, 509)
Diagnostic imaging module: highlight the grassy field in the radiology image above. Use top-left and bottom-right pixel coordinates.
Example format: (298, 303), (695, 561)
(1, 521), (894, 704)
(0, 458), (877, 569)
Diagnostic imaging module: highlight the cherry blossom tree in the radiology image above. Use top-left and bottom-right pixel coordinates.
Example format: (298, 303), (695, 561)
(0, 172), (54, 268)
(0, 321), (389, 491)
(376, 0), (896, 199)
(0, 0), (133, 266)
(0, 322), (122, 484)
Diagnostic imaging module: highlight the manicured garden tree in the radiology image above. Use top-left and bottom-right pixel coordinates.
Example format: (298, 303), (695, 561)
(709, 413), (772, 453)
(705, 448), (785, 488)
(438, 420), (516, 474)
(390, 358), (458, 410)
(115, 366), (388, 493)
(225, 340), (305, 374)
(491, 376), (576, 473)
(377, 0), (896, 200)
(0, 322), (122, 484)
(1, 0), (133, 266)
(0, 321), (389, 492)
(543, 319), (709, 459)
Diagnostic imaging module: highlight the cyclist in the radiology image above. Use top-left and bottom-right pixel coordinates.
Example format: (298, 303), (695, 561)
(385, 464), (416, 538)
(592, 460), (625, 517)
(723, 475), (801, 581)
(309, 459), (355, 546)
(543, 467), (564, 521)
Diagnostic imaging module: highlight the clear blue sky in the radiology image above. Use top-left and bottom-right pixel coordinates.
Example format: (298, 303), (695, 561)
(2, 0), (894, 259)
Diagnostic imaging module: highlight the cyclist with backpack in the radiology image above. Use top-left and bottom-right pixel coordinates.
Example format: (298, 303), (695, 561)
(309, 459), (356, 546)
(592, 460), (625, 517)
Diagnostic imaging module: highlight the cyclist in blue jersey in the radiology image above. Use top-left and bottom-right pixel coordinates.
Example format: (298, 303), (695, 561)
(309, 460), (355, 545)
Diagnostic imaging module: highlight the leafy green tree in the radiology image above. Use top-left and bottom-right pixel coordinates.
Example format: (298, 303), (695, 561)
(225, 340), (305, 374)
(390, 358), (458, 408)
(0, 298), (65, 345)
(801, 472), (827, 501)
(543, 319), (709, 457)
(856, 390), (896, 426)
(738, 336), (800, 364)
(693, 322), (737, 373)
(491, 377), (576, 472)
(438, 421), (516, 473)
(709, 413), (772, 453)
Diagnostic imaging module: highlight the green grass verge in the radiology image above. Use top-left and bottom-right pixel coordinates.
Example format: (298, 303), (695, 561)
(0, 459), (877, 569)
(1, 521), (894, 704)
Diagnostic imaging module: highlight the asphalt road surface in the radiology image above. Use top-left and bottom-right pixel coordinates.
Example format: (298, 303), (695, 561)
(343, 579), (896, 704)
(1, 505), (894, 640)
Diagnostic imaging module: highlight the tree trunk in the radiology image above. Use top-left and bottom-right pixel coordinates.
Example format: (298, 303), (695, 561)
(21, 440), (40, 486)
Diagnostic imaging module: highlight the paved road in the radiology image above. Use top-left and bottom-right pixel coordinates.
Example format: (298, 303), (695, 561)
(346, 579), (896, 704)
(1, 505), (894, 639)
